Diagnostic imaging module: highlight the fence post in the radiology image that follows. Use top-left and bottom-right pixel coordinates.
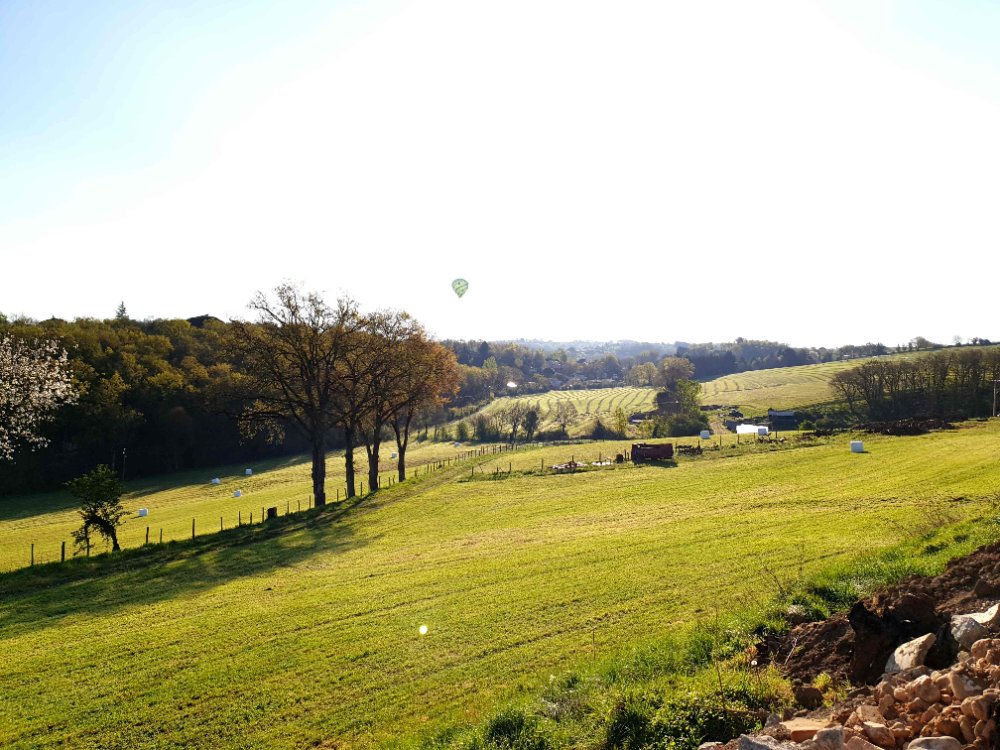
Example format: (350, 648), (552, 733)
(250, 512), (253, 524)
(286, 502), (289, 515)
(220, 516), (224, 532)
(30, 543), (34, 567)
(298, 500), (301, 512)
(192, 518), (195, 539)
(145, 527), (149, 545)
(239, 510), (242, 526)
(159, 529), (163, 544)
(61, 540), (66, 563)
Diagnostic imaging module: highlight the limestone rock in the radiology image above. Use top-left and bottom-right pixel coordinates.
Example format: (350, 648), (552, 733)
(949, 671), (986, 701)
(952, 616), (989, 651)
(857, 705), (888, 725)
(908, 738), (963, 750)
(845, 736), (883, 750)
(782, 719), (829, 743)
(967, 604), (1000, 630)
(886, 634), (936, 674)
(739, 734), (799, 750)
(862, 722), (895, 748)
(811, 726), (846, 750)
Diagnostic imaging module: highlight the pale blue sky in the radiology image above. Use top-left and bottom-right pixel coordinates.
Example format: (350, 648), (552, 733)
(2, 1), (999, 347)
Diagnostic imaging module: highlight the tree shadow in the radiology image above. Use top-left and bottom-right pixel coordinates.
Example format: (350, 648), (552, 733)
(0, 498), (372, 641)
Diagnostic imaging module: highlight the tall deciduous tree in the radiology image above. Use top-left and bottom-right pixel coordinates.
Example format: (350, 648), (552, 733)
(389, 338), (460, 481)
(0, 335), (78, 461)
(228, 285), (360, 506)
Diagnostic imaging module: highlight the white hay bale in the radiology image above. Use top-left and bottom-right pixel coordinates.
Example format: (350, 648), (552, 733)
(211, 477), (221, 485)
(700, 430), (711, 440)
(851, 440), (864, 453)
(138, 508), (148, 517)
(245, 468), (253, 476)
(233, 490), (242, 498)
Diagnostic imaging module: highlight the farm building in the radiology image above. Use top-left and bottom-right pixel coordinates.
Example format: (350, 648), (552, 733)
(631, 443), (674, 461)
(767, 409), (799, 429)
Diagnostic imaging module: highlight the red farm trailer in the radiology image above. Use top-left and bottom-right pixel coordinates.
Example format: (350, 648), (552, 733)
(631, 443), (674, 461)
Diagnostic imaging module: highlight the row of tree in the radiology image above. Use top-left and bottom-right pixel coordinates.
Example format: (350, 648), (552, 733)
(212, 285), (459, 504)
(830, 348), (1000, 422)
(0, 287), (460, 499)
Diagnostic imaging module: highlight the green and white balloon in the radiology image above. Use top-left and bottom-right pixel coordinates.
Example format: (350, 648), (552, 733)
(452, 278), (469, 298)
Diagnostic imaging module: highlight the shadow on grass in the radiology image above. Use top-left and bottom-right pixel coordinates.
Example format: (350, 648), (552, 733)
(0, 496), (371, 640)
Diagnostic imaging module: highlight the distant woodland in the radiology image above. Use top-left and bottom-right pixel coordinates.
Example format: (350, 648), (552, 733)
(0, 305), (982, 494)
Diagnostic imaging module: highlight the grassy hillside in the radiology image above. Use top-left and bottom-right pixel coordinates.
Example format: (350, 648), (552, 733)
(698, 360), (862, 415)
(457, 387), (658, 438)
(4, 422), (1000, 748)
(699, 347), (1000, 416)
(0, 441), (476, 573)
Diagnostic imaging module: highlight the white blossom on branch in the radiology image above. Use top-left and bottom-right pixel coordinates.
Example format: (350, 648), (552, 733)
(0, 336), (79, 461)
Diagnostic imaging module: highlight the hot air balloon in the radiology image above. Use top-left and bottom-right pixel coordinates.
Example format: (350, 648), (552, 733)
(452, 278), (469, 298)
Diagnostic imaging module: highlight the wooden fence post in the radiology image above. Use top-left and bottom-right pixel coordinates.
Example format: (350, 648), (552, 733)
(159, 529), (163, 544)
(220, 516), (224, 532)
(61, 540), (66, 563)
(192, 518), (195, 539)
(30, 543), (34, 566)
(145, 527), (150, 545)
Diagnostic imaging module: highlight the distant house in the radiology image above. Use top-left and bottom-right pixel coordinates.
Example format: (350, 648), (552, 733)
(767, 409), (798, 430)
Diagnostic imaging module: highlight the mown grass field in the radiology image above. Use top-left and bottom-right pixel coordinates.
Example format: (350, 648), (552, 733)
(698, 360), (862, 415)
(0, 441), (473, 573)
(460, 387), (658, 437)
(4, 421), (1000, 748)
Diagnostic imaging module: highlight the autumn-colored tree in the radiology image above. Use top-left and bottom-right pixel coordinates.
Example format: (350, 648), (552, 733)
(357, 310), (424, 493)
(389, 338), (460, 481)
(0, 335), (78, 461)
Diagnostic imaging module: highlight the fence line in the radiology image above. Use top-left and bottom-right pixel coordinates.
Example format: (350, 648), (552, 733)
(17, 442), (520, 572)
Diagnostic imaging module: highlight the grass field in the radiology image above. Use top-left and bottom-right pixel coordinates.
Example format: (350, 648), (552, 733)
(0, 441), (477, 573)
(4, 421), (1000, 748)
(458, 387), (658, 437)
(698, 360), (862, 415)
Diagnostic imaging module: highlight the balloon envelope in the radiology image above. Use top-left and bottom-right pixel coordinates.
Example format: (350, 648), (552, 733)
(452, 278), (469, 298)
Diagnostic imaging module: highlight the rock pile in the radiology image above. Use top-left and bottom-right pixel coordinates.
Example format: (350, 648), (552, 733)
(736, 602), (1000, 750)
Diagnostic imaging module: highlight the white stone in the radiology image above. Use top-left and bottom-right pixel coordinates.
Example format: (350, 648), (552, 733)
(952, 615), (989, 650)
(967, 603), (1000, 629)
(885, 633), (936, 674)
(907, 738), (963, 750)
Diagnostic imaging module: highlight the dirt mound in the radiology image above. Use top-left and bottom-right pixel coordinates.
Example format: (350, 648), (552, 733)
(758, 541), (1000, 684)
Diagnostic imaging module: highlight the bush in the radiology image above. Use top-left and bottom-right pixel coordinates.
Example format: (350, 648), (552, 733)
(482, 707), (551, 750)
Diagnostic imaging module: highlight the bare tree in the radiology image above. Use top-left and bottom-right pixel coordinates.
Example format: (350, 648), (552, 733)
(228, 285), (361, 506)
(552, 400), (578, 437)
(0, 335), (78, 461)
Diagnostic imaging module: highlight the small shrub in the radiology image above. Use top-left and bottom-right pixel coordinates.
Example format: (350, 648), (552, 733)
(483, 707), (550, 750)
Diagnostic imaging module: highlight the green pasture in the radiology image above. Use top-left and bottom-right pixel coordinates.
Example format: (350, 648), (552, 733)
(0, 441), (474, 573)
(4, 421), (1000, 748)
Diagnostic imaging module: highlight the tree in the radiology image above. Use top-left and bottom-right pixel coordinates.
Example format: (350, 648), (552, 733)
(228, 285), (361, 506)
(654, 356), (695, 390)
(505, 401), (527, 444)
(357, 310), (424, 493)
(388, 337), (460, 481)
(552, 400), (578, 437)
(67, 465), (126, 554)
(522, 409), (539, 442)
(0, 335), (78, 461)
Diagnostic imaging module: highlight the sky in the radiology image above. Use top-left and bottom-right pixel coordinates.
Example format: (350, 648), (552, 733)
(2, 0), (1000, 348)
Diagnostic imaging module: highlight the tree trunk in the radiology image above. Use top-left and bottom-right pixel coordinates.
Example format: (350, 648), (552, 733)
(366, 433), (381, 492)
(344, 425), (357, 498)
(312, 438), (327, 506)
(392, 411), (413, 481)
